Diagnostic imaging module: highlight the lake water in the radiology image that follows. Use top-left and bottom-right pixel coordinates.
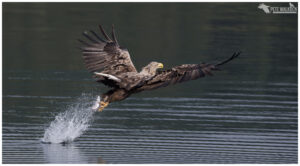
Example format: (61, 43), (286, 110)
(3, 3), (298, 164)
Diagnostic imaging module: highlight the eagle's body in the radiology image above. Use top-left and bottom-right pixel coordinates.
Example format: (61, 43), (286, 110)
(79, 25), (240, 111)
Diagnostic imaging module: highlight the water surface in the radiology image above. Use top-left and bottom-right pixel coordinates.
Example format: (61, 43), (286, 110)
(3, 3), (297, 164)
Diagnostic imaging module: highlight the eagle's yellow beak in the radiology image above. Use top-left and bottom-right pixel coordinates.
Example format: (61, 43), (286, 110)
(158, 63), (164, 68)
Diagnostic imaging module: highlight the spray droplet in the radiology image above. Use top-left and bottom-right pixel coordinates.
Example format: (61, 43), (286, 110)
(41, 94), (100, 144)
(92, 96), (101, 110)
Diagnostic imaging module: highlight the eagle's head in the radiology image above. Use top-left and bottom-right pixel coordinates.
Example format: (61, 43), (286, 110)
(140, 61), (164, 76)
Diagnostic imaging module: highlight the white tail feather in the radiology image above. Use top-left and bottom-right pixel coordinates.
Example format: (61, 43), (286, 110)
(94, 72), (121, 82)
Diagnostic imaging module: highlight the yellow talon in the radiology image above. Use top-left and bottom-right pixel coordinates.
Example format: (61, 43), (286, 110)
(98, 101), (109, 112)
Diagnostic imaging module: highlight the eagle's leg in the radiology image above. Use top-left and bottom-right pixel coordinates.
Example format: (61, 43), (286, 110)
(97, 89), (129, 112)
(97, 90), (112, 112)
(98, 101), (109, 112)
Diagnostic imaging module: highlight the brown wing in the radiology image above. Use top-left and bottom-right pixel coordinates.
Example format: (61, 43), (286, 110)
(79, 25), (137, 88)
(136, 52), (240, 92)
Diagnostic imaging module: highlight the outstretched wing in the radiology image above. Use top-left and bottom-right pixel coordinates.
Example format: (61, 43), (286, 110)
(136, 52), (240, 92)
(79, 25), (137, 87)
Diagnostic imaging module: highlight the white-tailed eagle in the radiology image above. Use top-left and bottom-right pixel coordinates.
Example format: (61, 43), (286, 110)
(79, 25), (240, 111)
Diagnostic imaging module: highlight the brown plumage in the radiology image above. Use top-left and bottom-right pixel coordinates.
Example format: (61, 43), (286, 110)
(79, 25), (241, 111)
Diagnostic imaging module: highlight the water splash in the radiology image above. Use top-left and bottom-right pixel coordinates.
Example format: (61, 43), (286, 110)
(41, 94), (99, 144)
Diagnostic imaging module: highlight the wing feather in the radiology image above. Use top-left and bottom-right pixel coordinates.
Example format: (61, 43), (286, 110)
(135, 64), (211, 91)
(136, 52), (240, 91)
(79, 25), (137, 88)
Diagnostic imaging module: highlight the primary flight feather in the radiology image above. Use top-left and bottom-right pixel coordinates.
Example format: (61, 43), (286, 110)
(79, 25), (240, 111)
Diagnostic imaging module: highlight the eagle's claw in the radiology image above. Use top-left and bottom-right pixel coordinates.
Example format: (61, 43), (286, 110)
(98, 101), (109, 112)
